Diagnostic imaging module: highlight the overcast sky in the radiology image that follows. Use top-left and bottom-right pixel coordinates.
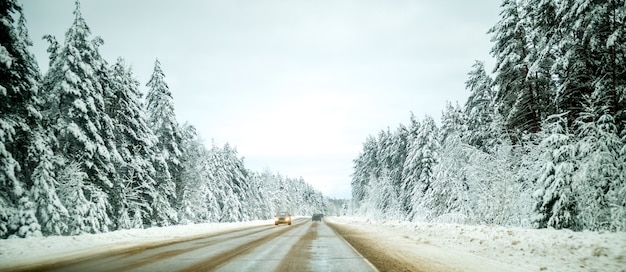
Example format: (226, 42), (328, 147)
(21, 0), (501, 199)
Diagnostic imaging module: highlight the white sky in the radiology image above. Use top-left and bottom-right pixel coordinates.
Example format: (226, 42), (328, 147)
(21, 0), (501, 199)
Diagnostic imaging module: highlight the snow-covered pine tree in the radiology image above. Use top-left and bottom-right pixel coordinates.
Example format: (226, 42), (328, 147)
(145, 59), (183, 219)
(464, 61), (499, 152)
(399, 113), (420, 218)
(107, 58), (161, 229)
(40, 1), (118, 234)
(521, 0), (558, 125)
(177, 124), (223, 224)
(440, 101), (466, 144)
(0, 0), (67, 238)
(207, 143), (244, 222)
(243, 172), (272, 220)
(574, 92), (623, 231)
(404, 115), (440, 221)
(389, 124), (409, 191)
(351, 135), (379, 203)
(220, 143), (249, 221)
(367, 169), (402, 219)
(555, 0), (626, 127)
(533, 114), (580, 230)
(489, 0), (541, 135)
(615, 126), (626, 231)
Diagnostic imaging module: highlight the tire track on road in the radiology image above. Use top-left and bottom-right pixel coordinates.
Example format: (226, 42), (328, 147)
(106, 225), (277, 271)
(276, 222), (317, 271)
(178, 218), (308, 272)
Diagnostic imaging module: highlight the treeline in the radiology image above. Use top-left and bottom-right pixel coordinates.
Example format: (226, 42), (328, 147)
(351, 0), (625, 231)
(0, 1), (325, 238)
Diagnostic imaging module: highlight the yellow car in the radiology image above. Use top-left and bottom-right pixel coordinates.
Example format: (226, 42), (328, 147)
(274, 211), (292, 225)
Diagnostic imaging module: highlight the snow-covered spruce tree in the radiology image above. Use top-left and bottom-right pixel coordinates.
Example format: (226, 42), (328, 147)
(106, 58), (162, 229)
(533, 114), (580, 230)
(399, 113), (420, 217)
(403, 115), (440, 221)
(145, 59), (182, 224)
(40, 1), (119, 234)
(574, 93), (623, 231)
(440, 101), (466, 144)
(546, 0), (626, 129)
(490, 0), (541, 136)
(389, 124), (409, 189)
(424, 107), (472, 223)
(521, 0), (558, 124)
(207, 143), (246, 222)
(258, 170), (282, 214)
(0, 0), (68, 238)
(615, 127), (626, 231)
(464, 61), (499, 152)
(177, 124), (223, 224)
(365, 169), (402, 220)
(555, 0), (625, 128)
(351, 135), (379, 203)
(243, 172), (273, 220)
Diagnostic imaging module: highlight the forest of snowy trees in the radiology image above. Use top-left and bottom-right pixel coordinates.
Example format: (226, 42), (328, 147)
(0, 1), (326, 239)
(351, 0), (626, 232)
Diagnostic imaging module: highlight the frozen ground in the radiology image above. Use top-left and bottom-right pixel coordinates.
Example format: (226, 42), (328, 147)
(0, 217), (624, 271)
(327, 217), (626, 272)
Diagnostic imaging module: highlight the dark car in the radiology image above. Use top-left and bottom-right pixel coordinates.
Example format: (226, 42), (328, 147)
(312, 214), (323, 222)
(274, 211), (292, 225)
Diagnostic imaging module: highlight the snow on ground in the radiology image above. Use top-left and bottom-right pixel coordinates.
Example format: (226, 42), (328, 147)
(1, 217), (624, 271)
(327, 216), (626, 272)
(0, 219), (272, 270)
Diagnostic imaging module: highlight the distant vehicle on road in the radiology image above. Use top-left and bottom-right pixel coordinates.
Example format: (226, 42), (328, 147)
(312, 214), (323, 222)
(275, 211), (292, 225)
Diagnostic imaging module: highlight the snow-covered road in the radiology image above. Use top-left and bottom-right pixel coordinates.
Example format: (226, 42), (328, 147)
(1, 216), (624, 271)
(0, 217), (374, 271)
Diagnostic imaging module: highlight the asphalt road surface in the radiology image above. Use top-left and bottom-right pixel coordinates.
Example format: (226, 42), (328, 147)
(24, 218), (377, 272)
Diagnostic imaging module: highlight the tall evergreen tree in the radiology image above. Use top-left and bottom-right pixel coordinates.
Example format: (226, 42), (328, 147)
(464, 61), (499, 151)
(41, 1), (118, 234)
(0, 0), (65, 238)
(533, 114), (579, 230)
(351, 135), (379, 203)
(145, 59), (183, 218)
(399, 113), (420, 217)
(489, 0), (541, 135)
(440, 101), (466, 144)
(574, 92), (623, 231)
(554, 0), (626, 128)
(107, 58), (161, 229)
(403, 115), (440, 221)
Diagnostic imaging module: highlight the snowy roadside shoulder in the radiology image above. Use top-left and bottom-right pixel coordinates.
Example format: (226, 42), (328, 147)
(0, 220), (272, 270)
(327, 216), (626, 272)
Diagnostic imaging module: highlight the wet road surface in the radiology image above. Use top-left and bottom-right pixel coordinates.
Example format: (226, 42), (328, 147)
(24, 218), (377, 272)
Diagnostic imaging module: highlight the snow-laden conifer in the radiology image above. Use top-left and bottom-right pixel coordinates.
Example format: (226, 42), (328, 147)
(145, 59), (183, 219)
(574, 93), (623, 231)
(40, 1), (118, 234)
(0, 0), (66, 238)
(533, 114), (579, 230)
(404, 115), (440, 221)
(106, 58), (162, 229)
